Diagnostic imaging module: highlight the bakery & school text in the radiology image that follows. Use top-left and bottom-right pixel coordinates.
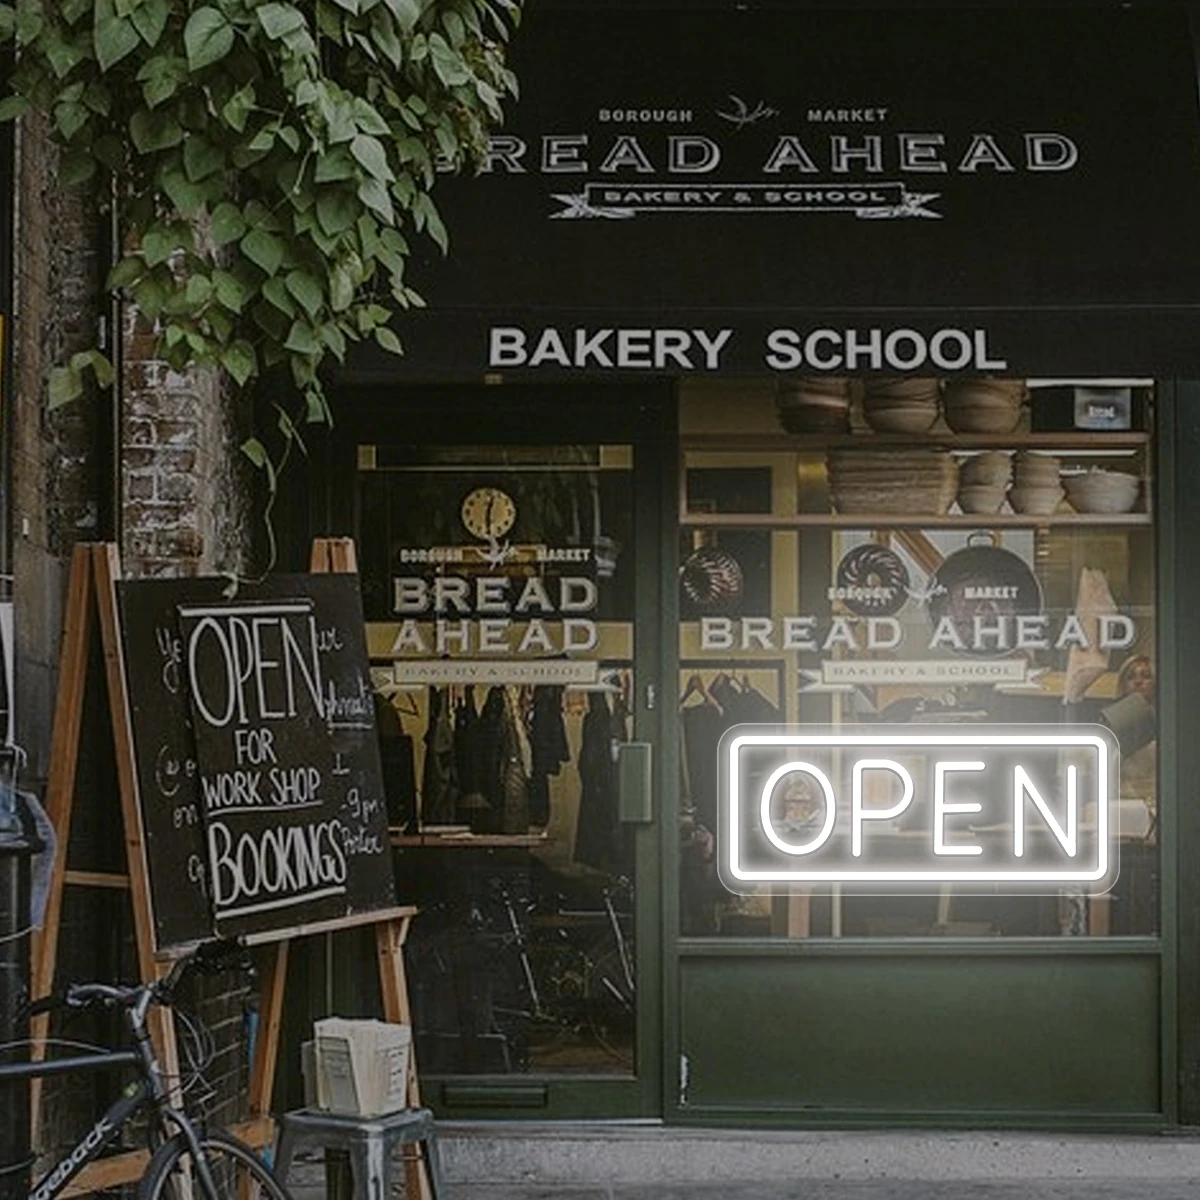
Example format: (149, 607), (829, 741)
(489, 326), (1008, 372)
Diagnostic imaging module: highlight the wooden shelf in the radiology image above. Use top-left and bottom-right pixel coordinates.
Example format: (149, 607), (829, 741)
(682, 431), (1150, 452)
(679, 512), (1152, 529)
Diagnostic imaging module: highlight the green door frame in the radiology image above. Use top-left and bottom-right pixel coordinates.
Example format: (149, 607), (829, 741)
(301, 380), (673, 1120)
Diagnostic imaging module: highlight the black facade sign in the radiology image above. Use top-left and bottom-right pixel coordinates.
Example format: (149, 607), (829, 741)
(118, 575), (395, 950)
(348, 6), (1200, 379)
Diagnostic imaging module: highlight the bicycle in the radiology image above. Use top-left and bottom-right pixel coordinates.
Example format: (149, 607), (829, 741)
(0, 938), (294, 1200)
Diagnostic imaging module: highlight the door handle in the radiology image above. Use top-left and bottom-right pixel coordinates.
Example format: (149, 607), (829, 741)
(617, 742), (653, 823)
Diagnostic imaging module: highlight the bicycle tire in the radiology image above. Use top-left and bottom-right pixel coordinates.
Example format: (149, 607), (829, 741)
(138, 1129), (293, 1200)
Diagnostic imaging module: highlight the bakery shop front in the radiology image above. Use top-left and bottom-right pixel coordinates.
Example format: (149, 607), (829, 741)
(294, 2), (1200, 1128)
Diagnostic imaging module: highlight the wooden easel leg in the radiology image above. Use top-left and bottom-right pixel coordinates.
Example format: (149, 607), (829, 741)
(249, 941), (289, 1125)
(92, 544), (186, 1103)
(29, 544), (94, 1146)
(376, 917), (429, 1200)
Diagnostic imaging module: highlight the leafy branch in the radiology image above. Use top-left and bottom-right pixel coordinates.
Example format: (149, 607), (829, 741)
(0, 0), (520, 510)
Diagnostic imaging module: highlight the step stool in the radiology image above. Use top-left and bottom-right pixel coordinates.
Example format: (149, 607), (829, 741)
(273, 1108), (444, 1200)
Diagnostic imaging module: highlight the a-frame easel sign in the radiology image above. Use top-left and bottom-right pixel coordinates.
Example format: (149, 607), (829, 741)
(32, 541), (426, 1200)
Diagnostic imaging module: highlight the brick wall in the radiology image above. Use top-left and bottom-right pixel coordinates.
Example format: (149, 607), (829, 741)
(121, 310), (252, 580)
(10, 111), (257, 1163)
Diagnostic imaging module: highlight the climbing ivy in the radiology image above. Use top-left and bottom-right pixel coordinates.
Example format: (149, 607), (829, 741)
(0, 0), (519, 443)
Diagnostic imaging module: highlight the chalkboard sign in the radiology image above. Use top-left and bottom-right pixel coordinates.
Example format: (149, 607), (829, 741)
(117, 574), (395, 951)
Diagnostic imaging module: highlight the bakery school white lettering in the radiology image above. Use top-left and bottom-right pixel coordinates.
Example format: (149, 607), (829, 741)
(488, 327), (1007, 372)
(490, 327), (732, 370)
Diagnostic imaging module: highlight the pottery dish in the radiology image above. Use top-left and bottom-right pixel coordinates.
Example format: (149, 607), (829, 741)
(1008, 484), (1065, 515)
(1063, 470), (1141, 514)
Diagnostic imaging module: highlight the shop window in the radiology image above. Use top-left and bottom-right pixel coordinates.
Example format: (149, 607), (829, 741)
(358, 444), (638, 1074)
(679, 380), (1157, 939)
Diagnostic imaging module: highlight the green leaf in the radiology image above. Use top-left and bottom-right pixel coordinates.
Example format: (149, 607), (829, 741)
(72, 349), (114, 388)
(183, 6), (233, 71)
(382, 0), (419, 33)
(329, 263), (355, 312)
(15, 0), (42, 44)
(161, 168), (209, 217)
(213, 269), (248, 312)
(45, 33), (86, 77)
(141, 227), (177, 266)
(137, 54), (186, 108)
(185, 274), (213, 306)
(442, 9), (465, 47)
(130, 0), (168, 45)
(129, 108), (183, 152)
(257, 1), (305, 39)
(247, 125), (276, 152)
(48, 366), (82, 410)
(0, 96), (29, 121)
(262, 276), (296, 316)
(284, 318), (320, 354)
(368, 9), (401, 68)
(0, 5), (14, 39)
(241, 436), (268, 468)
(316, 188), (357, 236)
(305, 386), (332, 422)
(183, 137), (223, 181)
(220, 341), (257, 386)
(315, 148), (356, 182)
(94, 2), (140, 70)
(210, 202), (246, 247)
(107, 257), (145, 290)
(278, 124), (300, 153)
(241, 227), (285, 275)
(285, 269), (323, 318)
(351, 98), (390, 136)
(428, 33), (470, 86)
(374, 325), (402, 354)
(133, 273), (168, 318)
(221, 83), (254, 132)
(350, 133), (393, 182)
(356, 175), (393, 223)
(319, 322), (347, 362)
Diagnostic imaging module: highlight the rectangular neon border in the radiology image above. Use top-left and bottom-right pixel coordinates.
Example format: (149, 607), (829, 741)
(726, 733), (1110, 883)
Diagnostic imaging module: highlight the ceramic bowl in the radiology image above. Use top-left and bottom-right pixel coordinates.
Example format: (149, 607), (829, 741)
(1063, 471), (1141, 514)
(1008, 484), (1065, 515)
(957, 484), (1008, 514)
(862, 401), (940, 434)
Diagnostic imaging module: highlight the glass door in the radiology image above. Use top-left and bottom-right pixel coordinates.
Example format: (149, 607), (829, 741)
(353, 421), (663, 1116)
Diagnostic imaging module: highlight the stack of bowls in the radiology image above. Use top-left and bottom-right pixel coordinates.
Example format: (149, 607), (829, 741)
(862, 378), (940, 434)
(1009, 452), (1063, 515)
(776, 378), (851, 434)
(957, 451), (1013, 514)
(943, 379), (1025, 434)
(828, 448), (958, 515)
(1063, 469), (1141, 514)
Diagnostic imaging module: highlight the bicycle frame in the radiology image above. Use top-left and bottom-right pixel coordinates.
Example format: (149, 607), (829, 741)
(0, 1038), (218, 1200)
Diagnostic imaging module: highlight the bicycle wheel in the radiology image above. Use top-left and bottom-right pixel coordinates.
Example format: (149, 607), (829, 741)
(138, 1129), (293, 1200)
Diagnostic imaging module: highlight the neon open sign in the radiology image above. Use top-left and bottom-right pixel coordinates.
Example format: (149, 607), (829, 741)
(718, 727), (1118, 893)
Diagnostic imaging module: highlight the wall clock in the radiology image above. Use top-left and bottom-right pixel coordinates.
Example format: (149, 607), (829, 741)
(460, 486), (517, 541)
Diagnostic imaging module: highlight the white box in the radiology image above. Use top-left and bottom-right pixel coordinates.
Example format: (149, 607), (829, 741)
(312, 1018), (411, 1117)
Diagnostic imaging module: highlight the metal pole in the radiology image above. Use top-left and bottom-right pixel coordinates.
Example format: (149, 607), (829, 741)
(0, 777), (37, 1200)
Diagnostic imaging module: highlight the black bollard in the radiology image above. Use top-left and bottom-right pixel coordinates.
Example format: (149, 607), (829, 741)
(0, 773), (38, 1200)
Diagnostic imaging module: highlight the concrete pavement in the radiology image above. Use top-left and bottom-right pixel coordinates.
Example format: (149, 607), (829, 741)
(284, 1124), (1200, 1199)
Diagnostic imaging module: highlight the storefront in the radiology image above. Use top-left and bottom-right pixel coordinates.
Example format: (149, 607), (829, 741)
(302, 2), (1200, 1128)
